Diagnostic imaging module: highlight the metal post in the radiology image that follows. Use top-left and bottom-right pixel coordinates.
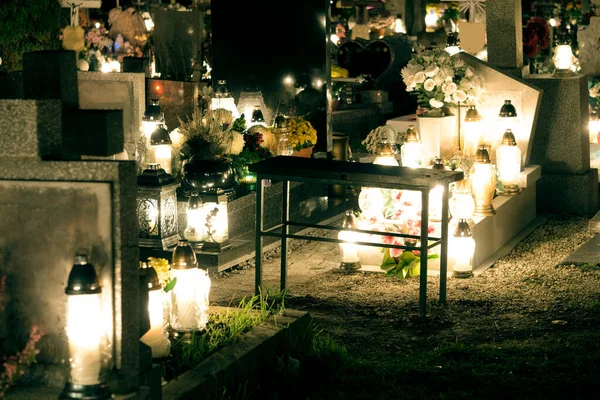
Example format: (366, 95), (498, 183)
(439, 183), (449, 303)
(254, 176), (264, 295)
(281, 180), (290, 291)
(419, 188), (429, 318)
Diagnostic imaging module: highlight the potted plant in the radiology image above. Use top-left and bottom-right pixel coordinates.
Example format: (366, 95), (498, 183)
(286, 117), (318, 158)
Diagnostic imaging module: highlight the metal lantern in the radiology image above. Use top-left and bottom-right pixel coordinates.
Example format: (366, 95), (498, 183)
(170, 240), (211, 332)
(553, 44), (577, 76)
(449, 179), (475, 220)
(338, 210), (361, 271)
(200, 190), (231, 252)
(137, 163), (180, 250)
(469, 146), (496, 216)
(140, 266), (170, 359)
(184, 192), (205, 247)
(373, 139), (399, 166)
(142, 99), (165, 139)
(496, 129), (521, 195)
(61, 254), (111, 400)
(451, 219), (475, 278)
(401, 124), (422, 168)
(211, 80), (239, 118)
(463, 105), (482, 156)
(149, 124), (173, 174)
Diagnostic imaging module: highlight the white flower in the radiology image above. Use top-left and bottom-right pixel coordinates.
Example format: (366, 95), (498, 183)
(445, 76), (453, 83)
(442, 82), (457, 95)
(423, 78), (435, 91)
(453, 90), (468, 103)
(228, 131), (245, 155)
(465, 67), (474, 78)
(424, 65), (439, 77)
(414, 71), (426, 84)
(429, 98), (444, 108)
(433, 74), (445, 85)
(444, 95), (452, 103)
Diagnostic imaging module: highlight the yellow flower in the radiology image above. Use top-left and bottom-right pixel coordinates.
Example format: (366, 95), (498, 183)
(286, 117), (317, 151)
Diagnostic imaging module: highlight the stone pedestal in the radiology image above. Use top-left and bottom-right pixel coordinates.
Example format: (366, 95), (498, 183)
(527, 74), (599, 215)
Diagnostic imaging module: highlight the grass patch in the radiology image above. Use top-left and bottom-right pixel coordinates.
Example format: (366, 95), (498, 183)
(161, 291), (285, 381)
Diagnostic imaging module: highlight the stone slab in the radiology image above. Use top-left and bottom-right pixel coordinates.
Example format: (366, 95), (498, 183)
(536, 169), (599, 216)
(22, 51), (79, 108)
(0, 159), (140, 394)
(0, 100), (62, 160)
(560, 232), (600, 265)
(527, 74), (590, 174)
(147, 79), (202, 130)
(162, 309), (312, 400)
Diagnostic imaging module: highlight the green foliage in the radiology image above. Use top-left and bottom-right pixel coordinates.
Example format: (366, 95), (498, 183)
(381, 248), (439, 278)
(163, 292), (285, 381)
(0, 0), (65, 73)
(163, 277), (177, 293)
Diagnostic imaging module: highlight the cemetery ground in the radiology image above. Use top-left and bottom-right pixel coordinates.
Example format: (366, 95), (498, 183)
(211, 214), (600, 399)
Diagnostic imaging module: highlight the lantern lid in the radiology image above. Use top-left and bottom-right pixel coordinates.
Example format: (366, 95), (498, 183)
(376, 140), (394, 157)
(140, 265), (162, 291)
(432, 158), (445, 170)
(341, 210), (358, 230)
(464, 105), (481, 122)
(214, 80), (231, 98)
(187, 192), (203, 210)
(200, 189), (228, 204)
(404, 125), (420, 143)
(65, 254), (101, 295)
(144, 99), (163, 121)
(499, 100), (517, 118)
(454, 219), (472, 238)
(137, 163), (177, 186)
(150, 124), (172, 146)
(251, 106), (265, 123)
(446, 32), (460, 47)
(172, 240), (198, 269)
(273, 114), (287, 129)
(501, 129), (517, 146)
(474, 145), (491, 163)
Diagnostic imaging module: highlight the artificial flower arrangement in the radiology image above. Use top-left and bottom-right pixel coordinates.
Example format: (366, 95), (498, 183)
(227, 115), (274, 177)
(286, 117), (318, 151)
(522, 17), (550, 60)
(178, 107), (245, 160)
(356, 187), (440, 278)
(361, 125), (403, 154)
(401, 47), (484, 117)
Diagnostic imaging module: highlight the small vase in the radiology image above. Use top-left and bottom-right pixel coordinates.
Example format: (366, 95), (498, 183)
(417, 114), (457, 165)
(292, 146), (314, 158)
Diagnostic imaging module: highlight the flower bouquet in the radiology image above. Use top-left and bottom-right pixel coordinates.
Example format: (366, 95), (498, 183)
(401, 48), (484, 117)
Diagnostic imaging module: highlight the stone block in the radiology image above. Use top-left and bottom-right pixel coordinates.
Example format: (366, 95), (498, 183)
(63, 108), (124, 157)
(0, 100), (62, 160)
(22, 50), (79, 107)
(78, 72), (145, 161)
(536, 169), (599, 216)
(527, 74), (589, 174)
(486, 0), (524, 70)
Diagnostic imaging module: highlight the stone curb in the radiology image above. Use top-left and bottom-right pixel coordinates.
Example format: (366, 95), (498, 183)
(162, 309), (312, 400)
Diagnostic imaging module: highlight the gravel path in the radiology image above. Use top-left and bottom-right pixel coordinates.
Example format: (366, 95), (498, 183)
(212, 214), (600, 355)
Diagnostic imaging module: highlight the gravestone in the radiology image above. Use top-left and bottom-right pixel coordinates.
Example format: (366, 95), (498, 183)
(486, 0), (528, 77)
(0, 51), (147, 398)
